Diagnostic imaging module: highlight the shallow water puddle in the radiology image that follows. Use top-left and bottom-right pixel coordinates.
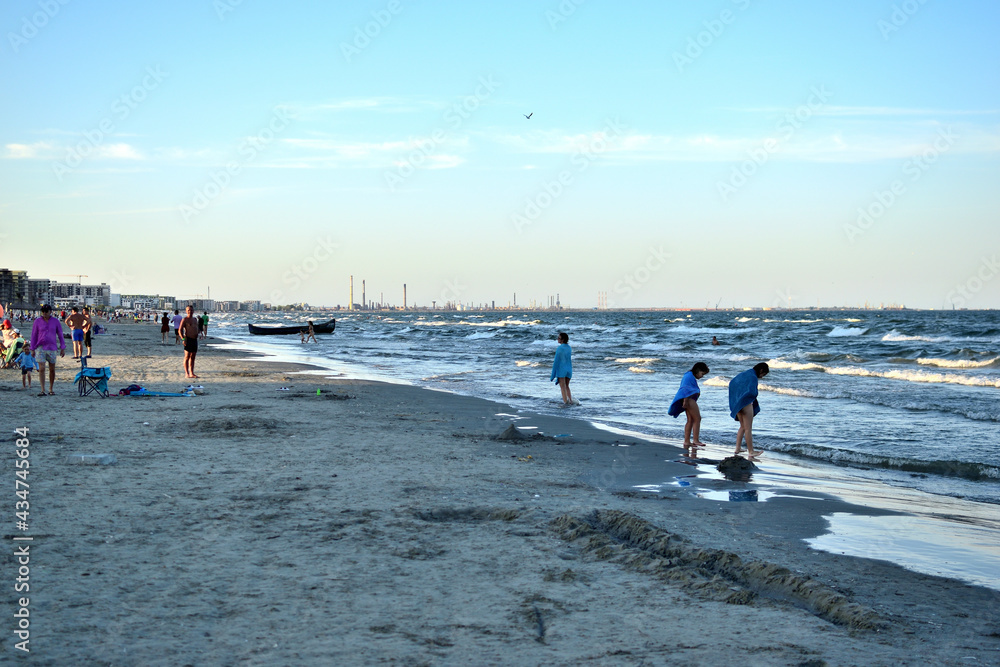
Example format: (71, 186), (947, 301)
(807, 512), (1000, 592)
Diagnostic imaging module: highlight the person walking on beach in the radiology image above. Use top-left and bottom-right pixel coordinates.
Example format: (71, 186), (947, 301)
(551, 331), (576, 406)
(301, 321), (316, 343)
(201, 311), (209, 339)
(30, 304), (65, 396)
(82, 306), (94, 357)
(729, 362), (769, 458)
(17, 343), (38, 391)
(669, 362), (709, 450)
(171, 309), (183, 344)
(65, 306), (86, 359)
(160, 312), (170, 343)
(178, 305), (200, 379)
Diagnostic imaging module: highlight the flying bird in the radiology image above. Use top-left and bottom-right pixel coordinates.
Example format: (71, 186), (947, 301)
(524, 112), (533, 119)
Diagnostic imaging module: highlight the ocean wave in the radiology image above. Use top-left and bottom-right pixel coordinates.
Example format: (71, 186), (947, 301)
(628, 366), (655, 374)
(828, 326), (868, 337)
(611, 357), (660, 364)
(515, 360), (542, 368)
(762, 318), (823, 323)
(767, 360), (826, 372)
(758, 383), (820, 398)
(669, 325), (755, 335)
(465, 331), (497, 340)
(700, 376), (1000, 421)
(825, 366), (1000, 388)
(734, 316), (758, 323)
(881, 329), (949, 343)
(640, 342), (681, 352)
(767, 358), (1000, 387)
(458, 319), (541, 327)
(765, 443), (1000, 482)
(916, 356), (1000, 369)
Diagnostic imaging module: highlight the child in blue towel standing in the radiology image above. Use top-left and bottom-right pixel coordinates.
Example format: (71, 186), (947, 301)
(551, 332), (576, 405)
(729, 362), (769, 458)
(669, 362), (709, 449)
(16, 343), (39, 391)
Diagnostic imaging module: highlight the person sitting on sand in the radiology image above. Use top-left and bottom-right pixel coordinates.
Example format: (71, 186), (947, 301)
(551, 331), (576, 406)
(668, 362), (709, 449)
(729, 362), (769, 458)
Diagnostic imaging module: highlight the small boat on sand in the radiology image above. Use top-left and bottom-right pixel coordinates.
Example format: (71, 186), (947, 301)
(248, 318), (336, 336)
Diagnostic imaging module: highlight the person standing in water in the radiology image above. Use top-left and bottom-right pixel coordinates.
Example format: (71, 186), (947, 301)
(729, 362), (769, 458)
(668, 362), (709, 449)
(550, 331), (576, 405)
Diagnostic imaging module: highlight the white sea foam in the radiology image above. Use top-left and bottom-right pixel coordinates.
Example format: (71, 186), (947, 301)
(758, 383), (820, 398)
(466, 331), (497, 340)
(916, 357), (1000, 369)
(828, 326), (868, 337)
(628, 366), (655, 374)
(767, 360), (826, 372)
(515, 360), (542, 368)
(669, 325), (754, 335)
(703, 376), (730, 387)
(881, 330), (949, 343)
(612, 357), (660, 364)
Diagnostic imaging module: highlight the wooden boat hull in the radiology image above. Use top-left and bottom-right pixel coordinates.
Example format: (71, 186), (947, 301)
(248, 318), (336, 336)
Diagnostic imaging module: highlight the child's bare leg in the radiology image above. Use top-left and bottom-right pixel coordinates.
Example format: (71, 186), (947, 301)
(734, 413), (746, 455)
(739, 405), (757, 456)
(561, 378), (574, 404)
(687, 400), (703, 445)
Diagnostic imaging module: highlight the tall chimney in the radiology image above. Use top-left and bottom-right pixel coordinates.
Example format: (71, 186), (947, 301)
(403, 284), (407, 310)
(349, 276), (354, 310)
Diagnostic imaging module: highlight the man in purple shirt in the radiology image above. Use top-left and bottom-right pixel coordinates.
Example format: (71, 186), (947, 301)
(31, 304), (65, 396)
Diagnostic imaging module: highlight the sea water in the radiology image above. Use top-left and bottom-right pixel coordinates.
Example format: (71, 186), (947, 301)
(213, 309), (1000, 588)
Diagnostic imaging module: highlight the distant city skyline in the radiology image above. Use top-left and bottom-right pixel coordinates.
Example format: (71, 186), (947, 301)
(2, 1), (999, 309)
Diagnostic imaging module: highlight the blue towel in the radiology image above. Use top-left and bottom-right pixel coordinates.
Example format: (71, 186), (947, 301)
(668, 371), (701, 417)
(728, 368), (760, 420)
(550, 343), (572, 382)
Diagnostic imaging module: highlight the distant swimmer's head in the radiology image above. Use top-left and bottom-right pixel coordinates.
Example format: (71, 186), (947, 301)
(753, 362), (770, 378)
(690, 361), (710, 378)
(557, 332), (569, 344)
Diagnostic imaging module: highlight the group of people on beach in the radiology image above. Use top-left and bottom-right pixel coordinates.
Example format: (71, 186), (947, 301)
(2, 305), (68, 395)
(3, 305), (105, 395)
(550, 332), (769, 459)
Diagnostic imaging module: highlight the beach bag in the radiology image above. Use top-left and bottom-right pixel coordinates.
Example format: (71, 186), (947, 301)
(118, 384), (144, 396)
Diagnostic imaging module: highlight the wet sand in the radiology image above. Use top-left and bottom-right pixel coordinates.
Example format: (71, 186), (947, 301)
(2, 322), (999, 665)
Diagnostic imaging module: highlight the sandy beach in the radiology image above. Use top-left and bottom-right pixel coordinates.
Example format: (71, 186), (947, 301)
(2, 321), (999, 666)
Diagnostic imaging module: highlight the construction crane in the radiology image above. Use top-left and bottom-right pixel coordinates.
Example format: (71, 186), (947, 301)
(53, 274), (89, 283)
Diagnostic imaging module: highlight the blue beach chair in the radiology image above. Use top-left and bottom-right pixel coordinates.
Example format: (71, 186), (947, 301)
(74, 355), (112, 398)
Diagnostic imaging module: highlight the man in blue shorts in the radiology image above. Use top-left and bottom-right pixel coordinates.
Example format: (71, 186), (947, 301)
(65, 306), (86, 359)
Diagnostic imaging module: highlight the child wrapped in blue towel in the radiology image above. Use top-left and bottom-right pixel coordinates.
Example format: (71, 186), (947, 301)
(668, 362), (709, 449)
(550, 332), (577, 405)
(729, 362), (769, 458)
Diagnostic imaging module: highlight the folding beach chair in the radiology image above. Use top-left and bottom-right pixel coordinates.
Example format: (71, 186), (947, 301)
(74, 356), (112, 398)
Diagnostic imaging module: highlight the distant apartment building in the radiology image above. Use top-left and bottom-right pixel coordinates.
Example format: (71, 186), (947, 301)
(0, 269), (28, 307)
(215, 300), (240, 312)
(120, 294), (163, 311)
(50, 281), (111, 307)
(175, 299), (215, 312)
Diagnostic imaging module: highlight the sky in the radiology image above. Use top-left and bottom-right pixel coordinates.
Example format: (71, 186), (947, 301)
(1, 0), (999, 309)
